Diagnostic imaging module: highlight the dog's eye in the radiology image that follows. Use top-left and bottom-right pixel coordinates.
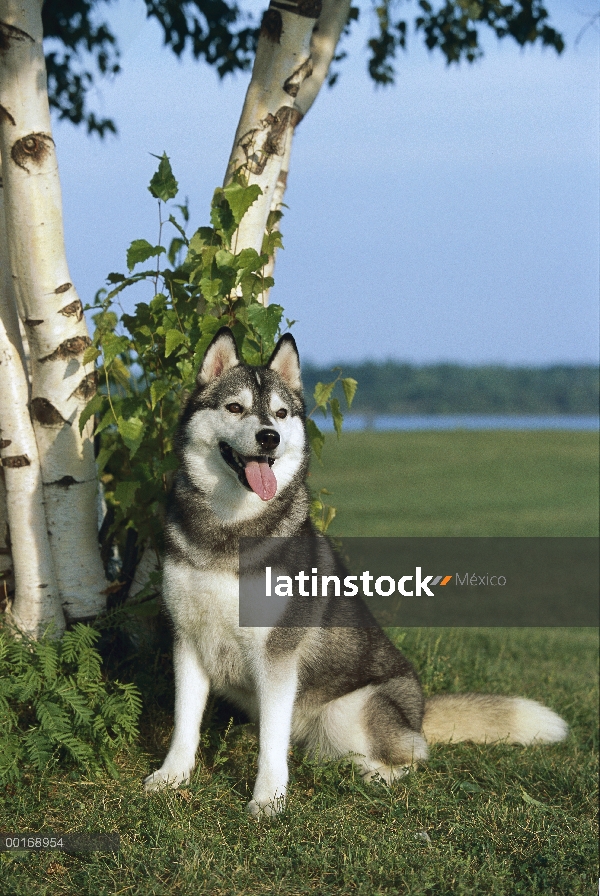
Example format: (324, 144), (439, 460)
(275, 408), (288, 419)
(226, 403), (243, 414)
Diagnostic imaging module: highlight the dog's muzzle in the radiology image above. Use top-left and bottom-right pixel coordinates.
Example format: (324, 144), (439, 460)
(219, 441), (277, 501)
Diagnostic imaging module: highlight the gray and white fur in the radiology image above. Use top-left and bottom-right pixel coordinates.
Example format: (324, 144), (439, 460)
(144, 328), (568, 816)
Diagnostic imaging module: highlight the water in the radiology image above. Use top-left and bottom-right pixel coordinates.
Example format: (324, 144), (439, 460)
(317, 415), (599, 432)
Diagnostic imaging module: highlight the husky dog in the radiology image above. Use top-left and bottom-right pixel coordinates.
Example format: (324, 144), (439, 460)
(144, 328), (568, 816)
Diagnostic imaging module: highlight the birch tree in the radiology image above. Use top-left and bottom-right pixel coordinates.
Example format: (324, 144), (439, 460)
(0, 167), (65, 637)
(0, 0), (107, 626)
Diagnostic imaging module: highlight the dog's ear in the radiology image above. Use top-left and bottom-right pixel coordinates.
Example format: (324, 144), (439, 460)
(197, 328), (240, 386)
(267, 334), (302, 392)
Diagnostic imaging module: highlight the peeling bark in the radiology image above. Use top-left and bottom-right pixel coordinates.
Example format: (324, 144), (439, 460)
(225, 0), (319, 255)
(260, 0), (352, 299)
(0, 0), (107, 620)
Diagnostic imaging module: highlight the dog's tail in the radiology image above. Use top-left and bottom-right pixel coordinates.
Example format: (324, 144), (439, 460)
(422, 694), (568, 745)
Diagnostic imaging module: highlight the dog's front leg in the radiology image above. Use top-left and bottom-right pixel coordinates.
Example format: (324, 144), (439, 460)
(144, 637), (209, 791)
(247, 663), (298, 818)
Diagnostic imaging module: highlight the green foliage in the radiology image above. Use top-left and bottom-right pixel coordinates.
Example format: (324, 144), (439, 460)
(0, 620), (142, 783)
(83, 156), (352, 564)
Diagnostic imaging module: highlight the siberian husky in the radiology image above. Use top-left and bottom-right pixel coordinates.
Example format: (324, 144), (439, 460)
(144, 328), (568, 816)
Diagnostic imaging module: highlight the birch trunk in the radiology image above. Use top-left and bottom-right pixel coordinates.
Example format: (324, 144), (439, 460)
(225, 0), (322, 254)
(261, 0), (351, 294)
(0, 170), (64, 637)
(0, 0), (107, 620)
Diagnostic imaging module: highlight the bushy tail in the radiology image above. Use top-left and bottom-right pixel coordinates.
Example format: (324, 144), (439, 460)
(422, 695), (568, 745)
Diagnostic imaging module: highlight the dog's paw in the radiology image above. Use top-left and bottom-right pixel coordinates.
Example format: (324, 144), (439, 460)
(246, 796), (286, 818)
(144, 767), (190, 792)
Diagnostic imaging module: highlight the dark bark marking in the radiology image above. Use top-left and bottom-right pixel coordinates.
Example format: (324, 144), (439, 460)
(31, 397), (68, 427)
(51, 476), (77, 487)
(2, 455), (30, 468)
(260, 8), (282, 42)
(283, 57), (313, 97)
(11, 132), (54, 173)
(55, 282), (73, 295)
(58, 298), (83, 321)
(240, 107), (303, 175)
(0, 439), (11, 449)
(25, 318), (44, 328)
(70, 371), (97, 401)
(39, 335), (91, 362)
(0, 21), (34, 52)
(270, 0), (322, 18)
(0, 104), (15, 126)
(264, 106), (303, 156)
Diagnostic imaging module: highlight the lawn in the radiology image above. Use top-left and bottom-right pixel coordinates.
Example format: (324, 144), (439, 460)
(1, 431), (598, 895)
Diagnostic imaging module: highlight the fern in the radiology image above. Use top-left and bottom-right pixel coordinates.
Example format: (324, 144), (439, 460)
(0, 619), (142, 782)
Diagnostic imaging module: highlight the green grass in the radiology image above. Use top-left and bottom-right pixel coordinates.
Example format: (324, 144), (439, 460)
(1, 431), (598, 894)
(309, 431), (599, 536)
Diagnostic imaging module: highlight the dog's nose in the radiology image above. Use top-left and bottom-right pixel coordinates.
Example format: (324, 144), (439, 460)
(256, 429), (280, 451)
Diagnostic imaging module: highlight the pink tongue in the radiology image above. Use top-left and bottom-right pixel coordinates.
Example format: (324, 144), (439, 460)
(245, 460), (277, 501)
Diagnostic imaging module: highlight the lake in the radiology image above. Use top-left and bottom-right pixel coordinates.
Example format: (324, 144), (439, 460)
(317, 415), (600, 432)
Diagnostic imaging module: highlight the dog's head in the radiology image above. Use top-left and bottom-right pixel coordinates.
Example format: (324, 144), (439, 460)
(177, 328), (308, 520)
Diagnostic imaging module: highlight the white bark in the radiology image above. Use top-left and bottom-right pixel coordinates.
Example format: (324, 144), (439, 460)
(0, 168), (64, 637)
(225, 0), (321, 254)
(0, 0), (107, 620)
(258, 0), (352, 297)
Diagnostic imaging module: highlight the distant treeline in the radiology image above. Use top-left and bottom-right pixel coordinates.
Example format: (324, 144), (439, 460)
(302, 363), (599, 415)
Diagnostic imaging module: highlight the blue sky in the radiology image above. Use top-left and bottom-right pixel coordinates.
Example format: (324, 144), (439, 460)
(53, 1), (599, 365)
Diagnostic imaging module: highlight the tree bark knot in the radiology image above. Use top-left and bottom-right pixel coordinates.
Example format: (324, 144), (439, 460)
(241, 107), (303, 174)
(30, 397), (68, 427)
(0, 21), (34, 52)
(39, 336), (91, 363)
(58, 298), (83, 321)
(283, 57), (314, 97)
(2, 455), (30, 468)
(11, 133), (54, 172)
(70, 371), (97, 401)
(260, 8), (283, 42)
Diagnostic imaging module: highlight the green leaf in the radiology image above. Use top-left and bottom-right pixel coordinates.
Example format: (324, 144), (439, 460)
(150, 380), (172, 410)
(164, 329), (187, 357)
(188, 227), (217, 256)
(458, 781), (482, 793)
(313, 381), (336, 410)
(330, 397), (343, 437)
(223, 182), (262, 226)
(79, 393), (105, 434)
(342, 377), (358, 409)
(95, 444), (116, 474)
(215, 249), (235, 271)
(247, 303), (283, 346)
(114, 481), (140, 513)
(126, 240), (165, 271)
(82, 345), (101, 366)
(106, 272), (126, 284)
(102, 333), (130, 367)
(237, 248), (262, 271)
(94, 407), (116, 437)
(199, 277), (223, 301)
(148, 153), (178, 202)
(521, 788), (548, 809)
(117, 417), (145, 458)
(306, 418), (325, 460)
